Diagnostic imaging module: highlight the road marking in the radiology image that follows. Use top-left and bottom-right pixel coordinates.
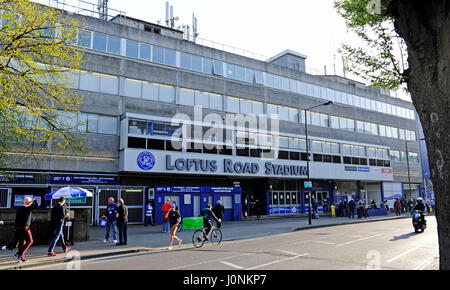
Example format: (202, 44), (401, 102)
(277, 249), (299, 256)
(219, 260), (244, 269)
(414, 255), (438, 270)
(336, 234), (382, 247)
(170, 253), (252, 270)
(386, 246), (421, 263)
(347, 234), (364, 238)
(246, 252), (308, 270)
(315, 240), (335, 245)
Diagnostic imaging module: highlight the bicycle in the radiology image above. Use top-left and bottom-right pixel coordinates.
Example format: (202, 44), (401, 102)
(192, 220), (222, 248)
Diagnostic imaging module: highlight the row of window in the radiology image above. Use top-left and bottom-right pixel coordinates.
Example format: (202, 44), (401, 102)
(390, 150), (420, 163)
(75, 29), (416, 120)
(38, 110), (118, 135)
(67, 68), (418, 142)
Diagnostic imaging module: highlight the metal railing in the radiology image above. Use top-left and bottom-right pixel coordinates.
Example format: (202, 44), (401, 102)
(33, 0), (126, 21)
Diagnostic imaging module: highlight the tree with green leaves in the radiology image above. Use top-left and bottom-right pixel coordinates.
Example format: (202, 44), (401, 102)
(0, 0), (85, 169)
(335, 0), (449, 269)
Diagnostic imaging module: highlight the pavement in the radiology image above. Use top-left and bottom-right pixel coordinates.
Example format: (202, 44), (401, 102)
(0, 212), (423, 270)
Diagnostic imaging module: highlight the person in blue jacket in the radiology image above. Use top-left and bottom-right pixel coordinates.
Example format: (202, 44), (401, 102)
(144, 201), (154, 226)
(103, 197), (118, 243)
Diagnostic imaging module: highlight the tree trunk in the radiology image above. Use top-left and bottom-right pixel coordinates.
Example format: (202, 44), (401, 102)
(388, 0), (450, 269)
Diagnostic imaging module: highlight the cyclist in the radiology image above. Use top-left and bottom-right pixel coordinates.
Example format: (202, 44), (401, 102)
(200, 204), (221, 241)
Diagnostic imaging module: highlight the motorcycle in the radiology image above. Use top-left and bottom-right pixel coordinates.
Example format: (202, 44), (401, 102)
(412, 210), (426, 233)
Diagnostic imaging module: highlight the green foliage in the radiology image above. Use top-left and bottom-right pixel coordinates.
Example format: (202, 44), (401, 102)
(0, 0), (85, 168)
(334, 0), (408, 91)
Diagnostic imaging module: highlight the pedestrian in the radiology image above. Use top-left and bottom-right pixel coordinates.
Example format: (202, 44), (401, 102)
(312, 198), (319, 219)
(48, 197), (71, 256)
(370, 199), (377, 209)
(356, 199), (362, 219)
(116, 198), (128, 246)
(400, 198), (406, 213)
(348, 198), (356, 219)
(323, 198), (328, 213)
(172, 200), (178, 211)
(254, 199), (261, 220)
(213, 200), (225, 228)
(13, 197), (38, 262)
(242, 196), (248, 220)
(407, 198), (414, 212)
(161, 198), (172, 233)
(144, 201), (154, 226)
(394, 198), (401, 216)
(167, 204), (182, 250)
(383, 200), (389, 213)
(363, 201), (369, 219)
(430, 198), (435, 213)
(343, 200), (348, 218)
(103, 197), (118, 243)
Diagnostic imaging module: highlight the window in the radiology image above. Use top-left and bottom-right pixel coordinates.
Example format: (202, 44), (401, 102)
(288, 108), (299, 122)
(320, 114), (329, 127)
(236, 66), (246, 81)
(180, 88), (195, 106)
(99, 74), (118, 95)
(226, 63), (236, 79)
(139, 43), (151, 60)
(78, 30), (91, 48)
(126, 40), (139, 58)
(240, 99), (252, 114)
(265, 73), (274, 88)
(191, 55), (202, 72)
(107, 35), (121, 54)
(330, 116), (339, 129)
(180, 52), (191, 69)
(98, 116), (117, 135)
(123, 78), (142, 98)
(79, 71), (99, 91)
(202, 58), (213, 74)
(158, 84), (175, 103)
(209, 93), (223, 111)
(226, 96), (240, 113)
(255, 71), (263, 84)
(142, 82), (159, 101)
(195, 91), (209, 108)
(152, 45), (164, 64)
(267, 104), (278, 118)
(213, 60), (223, 76)
(164, 48), (176, 66)
(278, 106), (289, 121)
(252, 100), (264, 115)
(92, 32), (107, 51)
(379, 125), (386, 137)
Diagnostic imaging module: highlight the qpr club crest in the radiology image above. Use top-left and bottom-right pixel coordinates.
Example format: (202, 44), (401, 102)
(137, 151), (155, 171)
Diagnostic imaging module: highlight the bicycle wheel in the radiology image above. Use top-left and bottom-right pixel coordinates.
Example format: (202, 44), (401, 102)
(210, 228), (222, 245)
(192, 229), (205, 248)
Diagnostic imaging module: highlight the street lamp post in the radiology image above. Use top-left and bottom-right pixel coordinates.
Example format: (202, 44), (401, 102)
(304, 101), (333, 225)
(405, 137), (425, 200)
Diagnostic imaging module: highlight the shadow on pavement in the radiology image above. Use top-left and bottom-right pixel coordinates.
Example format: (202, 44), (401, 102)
(390, 232), (419, 241)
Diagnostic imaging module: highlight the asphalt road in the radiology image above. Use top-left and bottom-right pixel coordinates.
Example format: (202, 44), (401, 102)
(32, 216), (439, 270)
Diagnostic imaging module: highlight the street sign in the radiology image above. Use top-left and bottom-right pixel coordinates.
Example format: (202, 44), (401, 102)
(304, 181), (312, 188)
(67, 196), (86, 204)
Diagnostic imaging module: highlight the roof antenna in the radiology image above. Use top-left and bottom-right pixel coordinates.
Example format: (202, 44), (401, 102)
(97, 0), (109, 20)
(192, 13), (198, 42)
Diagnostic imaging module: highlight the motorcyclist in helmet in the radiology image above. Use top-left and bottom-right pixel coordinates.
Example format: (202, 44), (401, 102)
(412, 197), (426, 212)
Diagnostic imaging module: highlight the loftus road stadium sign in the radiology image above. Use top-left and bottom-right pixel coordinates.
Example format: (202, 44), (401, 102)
(166, 155), (308, 176)
(120, 149), (393, 181)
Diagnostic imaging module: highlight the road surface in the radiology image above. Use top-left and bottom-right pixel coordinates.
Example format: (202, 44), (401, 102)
(32, 216), (439, 270)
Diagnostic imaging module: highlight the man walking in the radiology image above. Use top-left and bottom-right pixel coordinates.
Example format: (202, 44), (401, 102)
(343, 200), (348, 218)
(13, 197), (38, 262)
(103, 197), (118, 243)
(394, 198), (401, 216)
(348, 198), (356, 219)
(144, 201), (154, 226)
(161, 198), (172, 233)
(213, 200), (225, 228)
(116, 198), (128, 246)
(48, 197), (71, 256)
(167, 204), (182, 250)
